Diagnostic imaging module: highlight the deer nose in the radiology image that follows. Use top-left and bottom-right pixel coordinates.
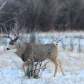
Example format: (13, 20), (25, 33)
(7, 48), (10, 50)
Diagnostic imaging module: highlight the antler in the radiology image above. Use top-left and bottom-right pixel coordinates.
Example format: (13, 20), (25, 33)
(0, 26), (12, 40)
(0, 17), (19, 41)
(12, 20), (19, 36)
(12, 21), (19, 41)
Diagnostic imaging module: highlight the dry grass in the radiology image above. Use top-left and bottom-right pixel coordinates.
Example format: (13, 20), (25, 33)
(37, 30), (84, 34)
(58, 50), (84, 72)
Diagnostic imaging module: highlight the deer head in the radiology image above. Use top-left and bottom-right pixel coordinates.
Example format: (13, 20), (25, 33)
(1, 22), (20, 52)
(7, 27), (20, 52)
(7, 37), (19, 51)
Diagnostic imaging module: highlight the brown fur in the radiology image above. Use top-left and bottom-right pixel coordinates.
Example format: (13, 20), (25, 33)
(22, 43), (58, 62)
(7, 41), (65, 77)
(16, 43), (65, 77)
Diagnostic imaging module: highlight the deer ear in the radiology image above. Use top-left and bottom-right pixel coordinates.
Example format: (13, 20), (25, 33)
(17, 40), (22, 44)
(16, 40), (19, 44)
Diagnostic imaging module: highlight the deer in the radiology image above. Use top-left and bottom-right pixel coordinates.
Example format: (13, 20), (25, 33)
(1, 26), (65, 77)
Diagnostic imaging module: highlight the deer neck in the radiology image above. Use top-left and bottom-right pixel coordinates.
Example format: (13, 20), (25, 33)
(15, 42), (27, 55)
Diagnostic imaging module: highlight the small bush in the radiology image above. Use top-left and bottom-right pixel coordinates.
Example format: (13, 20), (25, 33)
(26, 56), (48, 79)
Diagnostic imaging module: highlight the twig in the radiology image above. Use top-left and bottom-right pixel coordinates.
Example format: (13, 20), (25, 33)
(0, 18), (15, 26)
(0, 12), (18, 15)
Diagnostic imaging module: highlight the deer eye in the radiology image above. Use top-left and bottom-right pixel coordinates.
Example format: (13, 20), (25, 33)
(9, 41), (14, 45)
(11, 43), (14, 45)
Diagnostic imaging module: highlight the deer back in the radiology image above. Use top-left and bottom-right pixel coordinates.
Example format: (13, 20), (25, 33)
(22, 43), (58, 62)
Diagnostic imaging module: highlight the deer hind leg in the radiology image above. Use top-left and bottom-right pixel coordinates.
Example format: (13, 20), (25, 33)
(57, 59), (65, 76)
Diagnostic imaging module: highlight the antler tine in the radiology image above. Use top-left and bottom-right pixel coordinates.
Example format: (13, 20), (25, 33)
(3, 36), (12, 40)
(16, 21), (19, 36)
(12, 28), (17, 37)
(15, 20), (19, 36)
(4, 25), (9, 34)
(11, 20), (19, 42)
(10, 22), (12, 30)
(13, 21), (19, 38)
(4, 25), (13, 40)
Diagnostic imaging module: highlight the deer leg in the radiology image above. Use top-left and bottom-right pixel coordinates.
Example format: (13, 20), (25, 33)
(52, 59), (58, 77)
(23, 61), (28, 76)
(57, 59), (65, 76)
(54, 63), (58, 77)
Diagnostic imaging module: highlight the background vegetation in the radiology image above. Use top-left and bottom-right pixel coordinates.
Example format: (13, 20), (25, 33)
(0, 0), (84, 32)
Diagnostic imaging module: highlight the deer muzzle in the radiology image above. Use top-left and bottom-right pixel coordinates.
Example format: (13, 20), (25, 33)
(7, 48), (10, 50)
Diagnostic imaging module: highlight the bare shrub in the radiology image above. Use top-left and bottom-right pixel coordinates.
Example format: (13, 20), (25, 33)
(74, 35), (84, 39)
(28, 33), (48, 78)
(69, 38), (74, 51)
(26, 55), (49, 79)
(61, 39), (66, 50)
(29, 33), (36, 44)
(78, 39), (81, 52)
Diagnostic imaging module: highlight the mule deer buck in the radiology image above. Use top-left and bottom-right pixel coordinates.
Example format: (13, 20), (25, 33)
(2, 26), (65, 77)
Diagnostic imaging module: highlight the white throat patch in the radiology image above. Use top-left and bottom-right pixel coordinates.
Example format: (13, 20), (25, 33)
(11, 49), (17, 52)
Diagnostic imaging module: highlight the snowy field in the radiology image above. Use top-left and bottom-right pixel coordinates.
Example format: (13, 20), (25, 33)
(0, 32), (84, 84)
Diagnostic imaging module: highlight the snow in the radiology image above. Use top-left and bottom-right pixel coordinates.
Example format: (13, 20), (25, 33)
(0, 32), (84, 84)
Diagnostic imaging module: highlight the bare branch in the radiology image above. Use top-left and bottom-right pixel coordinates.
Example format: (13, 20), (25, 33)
(0, 12), (17, 15)
(56, 38), (63, 43)
(0, 18), (15, 26)
(0, 0), (9, 11)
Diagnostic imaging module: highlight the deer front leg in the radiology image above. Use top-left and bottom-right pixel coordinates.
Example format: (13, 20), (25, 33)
(23, 61), (28, 76)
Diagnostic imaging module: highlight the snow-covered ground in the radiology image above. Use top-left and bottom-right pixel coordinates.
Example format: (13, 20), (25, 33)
(0, 32), (84, 84)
